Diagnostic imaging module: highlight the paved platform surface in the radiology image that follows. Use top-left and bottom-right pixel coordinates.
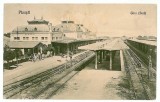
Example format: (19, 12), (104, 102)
(52, 69), (125, 100)
(4, 51), (87, 86)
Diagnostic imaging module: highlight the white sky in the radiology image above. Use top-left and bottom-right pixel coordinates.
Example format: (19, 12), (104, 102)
(4, 4), (157, 37)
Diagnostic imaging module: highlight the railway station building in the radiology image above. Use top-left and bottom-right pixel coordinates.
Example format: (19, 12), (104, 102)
(9, 17), (102, 56)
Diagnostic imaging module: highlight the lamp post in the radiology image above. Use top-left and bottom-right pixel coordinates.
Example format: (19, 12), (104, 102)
(65, 55), (68, 69)
(69, 51), (73, 66)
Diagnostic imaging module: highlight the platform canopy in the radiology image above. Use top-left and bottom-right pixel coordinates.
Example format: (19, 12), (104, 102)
(78, 40), (111, 51)
(8, 41), (44, 49)
(53, 37), (100, 44)
(128, 39), (156, 46)
(101, 39), (129, 51)
(78, 39), (129, 51)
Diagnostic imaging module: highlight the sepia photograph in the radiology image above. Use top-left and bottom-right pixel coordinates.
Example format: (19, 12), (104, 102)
(3, 4), (157, 100)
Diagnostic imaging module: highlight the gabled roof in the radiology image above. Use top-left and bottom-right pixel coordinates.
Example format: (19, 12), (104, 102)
(8, 41), (42, 48)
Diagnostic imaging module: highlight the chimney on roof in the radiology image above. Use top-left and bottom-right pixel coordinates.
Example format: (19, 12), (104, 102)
(34, 16), (36, 20)
(41, 16), (43, 20)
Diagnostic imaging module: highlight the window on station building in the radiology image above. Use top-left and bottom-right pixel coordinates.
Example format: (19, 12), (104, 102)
(32, 37), (34, 40)
(14, 37), (17, 40)
(26, 37), (29, 40)
(56, 37), (58, 40)
(35, 37), (38, 40)
(25, 27), (28, 31)
(14, 37), (20, 40)
(41, 37), (44, 40)
(23, 37), (25, 40)
(45, 37), (48, 40)
(34, 27), (37, 31)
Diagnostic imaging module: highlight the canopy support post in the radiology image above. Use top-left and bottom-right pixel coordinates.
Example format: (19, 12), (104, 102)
(95, 51), (98, 69)
(110, 51), (112, 70)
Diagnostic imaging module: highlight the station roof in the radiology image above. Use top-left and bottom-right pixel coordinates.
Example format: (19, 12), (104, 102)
(8, 41), (42, 48)
(78, 39), (129, 51)
(52, 21), (90, 33)
(102, 39), (129, 51)
(12, 25), (50, 33)
(128, 39), (156, 46)
(27, 18), (49, 25)
(52, 38), (100, 44)
(78, 40), (111, 50)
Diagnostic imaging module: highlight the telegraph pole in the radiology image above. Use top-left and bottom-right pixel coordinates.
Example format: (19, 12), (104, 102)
(148, 49), (152, 81)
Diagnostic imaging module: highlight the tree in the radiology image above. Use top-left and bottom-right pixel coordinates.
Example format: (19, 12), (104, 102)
(4, 33), (11, 37)
(14, 49), (23, 65)
(4, 49), (15, 68)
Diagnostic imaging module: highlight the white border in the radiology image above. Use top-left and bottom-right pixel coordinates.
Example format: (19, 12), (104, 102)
(0, 0), (159, 102)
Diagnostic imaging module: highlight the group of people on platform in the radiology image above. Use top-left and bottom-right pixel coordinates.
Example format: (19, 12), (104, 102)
(29, 51), (53, 62)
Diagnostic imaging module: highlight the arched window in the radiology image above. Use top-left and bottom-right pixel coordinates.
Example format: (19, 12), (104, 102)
(34, 27), (37, 31)
(25, 27), (28, 31)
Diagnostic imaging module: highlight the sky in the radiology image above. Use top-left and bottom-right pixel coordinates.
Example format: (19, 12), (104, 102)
(4, 4), (157, 37)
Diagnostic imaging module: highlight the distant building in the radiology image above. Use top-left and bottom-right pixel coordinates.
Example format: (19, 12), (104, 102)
(10, 18), (95, 45)
(137, 35), (157, 41)
(8, 17), (98, 56)
(52, 20), (95, 41)
(11, 17), (52, 45)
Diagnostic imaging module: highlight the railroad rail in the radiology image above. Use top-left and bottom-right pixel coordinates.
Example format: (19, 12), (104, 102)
(125, 42), (156, 70)
(4, 51), (95, 99)
(34, 53), (95, 99)
(123, 49), (156, 99)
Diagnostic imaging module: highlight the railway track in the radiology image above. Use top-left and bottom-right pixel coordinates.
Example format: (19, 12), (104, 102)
(123, 48), (155, 99)
(4, 63), (66, 93)
(4, 51), (95, 99)
(126, 42), (156, 70)
(4, 64), (68, 99)
(127, 48), (156, 79)
(34, 53), (95, 99)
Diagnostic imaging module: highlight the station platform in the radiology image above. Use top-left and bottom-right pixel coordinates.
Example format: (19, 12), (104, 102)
(4, 51), (88, 86)
(52, 68), (126, 99)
